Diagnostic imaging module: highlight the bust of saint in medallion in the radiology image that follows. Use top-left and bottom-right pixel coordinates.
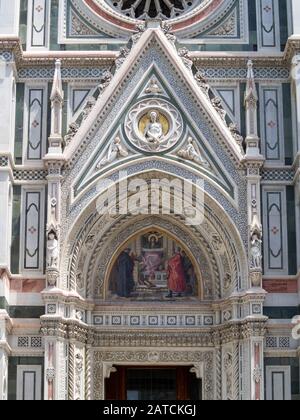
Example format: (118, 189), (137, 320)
(141, 110), (170, 149)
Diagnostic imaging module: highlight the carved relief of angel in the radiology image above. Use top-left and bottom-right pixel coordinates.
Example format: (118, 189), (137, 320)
(96, 137), (129, 169)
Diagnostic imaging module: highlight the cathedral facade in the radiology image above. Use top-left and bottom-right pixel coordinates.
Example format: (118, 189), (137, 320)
(0, 0), (299, 400)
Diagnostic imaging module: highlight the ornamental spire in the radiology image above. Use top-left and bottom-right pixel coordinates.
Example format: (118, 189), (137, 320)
(49, 60), (64, 149)
(50, 59), (63, 103)
(244, 60), (260, 156)
(245, 60), (258, 106)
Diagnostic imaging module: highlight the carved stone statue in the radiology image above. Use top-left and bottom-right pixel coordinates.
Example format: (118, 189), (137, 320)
(161, 22), (176, 46)
(177, 137), (209, 167)
(97, 136), (129, 169)
(212, 97), (226, 122)
(132, 23), (146, 44)
(47, 232), (59, 268)
(178, 48), (193, 70)
(144, 111), (163, 146)
(250, 232), (262, 270)
(98, 70), (113, 94)
(115, 47), (130, 70)
(82, 98), (96, 120)
(194, 70), (210, 98)
(64, 122), (79, 146)
(229, 123), (244, 152)
(145, 78), (162, 95)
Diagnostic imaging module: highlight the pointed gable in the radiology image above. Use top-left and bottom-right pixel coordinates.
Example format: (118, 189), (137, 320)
(63, 23), (245, 205)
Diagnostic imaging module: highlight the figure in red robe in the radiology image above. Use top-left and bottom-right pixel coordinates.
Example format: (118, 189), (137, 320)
(166, 252), (186, 298)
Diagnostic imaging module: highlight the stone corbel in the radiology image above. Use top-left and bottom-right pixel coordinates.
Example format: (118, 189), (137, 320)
(103, 363), (117, 380)
(189, 363), (204, 380)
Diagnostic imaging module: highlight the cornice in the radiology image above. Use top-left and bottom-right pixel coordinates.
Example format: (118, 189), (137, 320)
(1, 36), (300, 70)
(0, 37), (116, 68)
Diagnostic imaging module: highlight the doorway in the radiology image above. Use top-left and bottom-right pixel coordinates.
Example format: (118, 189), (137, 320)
(105, 366), (202, 400)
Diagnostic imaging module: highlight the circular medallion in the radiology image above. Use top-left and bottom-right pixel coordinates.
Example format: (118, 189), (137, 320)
(125, 99), (183, 153)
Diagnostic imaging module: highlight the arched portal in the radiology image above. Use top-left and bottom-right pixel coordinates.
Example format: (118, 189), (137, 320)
(62, 170), (248, 302)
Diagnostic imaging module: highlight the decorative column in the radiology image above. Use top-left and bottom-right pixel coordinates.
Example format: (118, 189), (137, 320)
(0, 311), (11, 401)
(243, 60), (267, 400)
(0, 51), (15, 272)
(250, 336), (265, 401)
(68, 325), (86, 401)
(42, 60), (65, 401)
(44, 59), (64, 289)
(244, 60), (264, 289)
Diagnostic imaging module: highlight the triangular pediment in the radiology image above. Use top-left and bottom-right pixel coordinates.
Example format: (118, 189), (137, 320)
(64, 26), (244, 204)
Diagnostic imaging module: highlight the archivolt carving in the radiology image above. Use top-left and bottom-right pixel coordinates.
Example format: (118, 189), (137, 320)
(92, 349), (214, 400)
(64, 173), (247, 298)
(90, 215), (216, 300)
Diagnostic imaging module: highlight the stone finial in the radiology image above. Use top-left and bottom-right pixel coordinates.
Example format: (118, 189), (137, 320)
(50, 59), (64, 104)
(244, 60), (258, 107)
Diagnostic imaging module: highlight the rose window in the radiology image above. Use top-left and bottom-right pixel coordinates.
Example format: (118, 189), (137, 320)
(105, 0), (201, 19)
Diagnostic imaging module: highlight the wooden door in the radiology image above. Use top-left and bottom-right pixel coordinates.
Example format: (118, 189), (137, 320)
(105, 366), (202, 400)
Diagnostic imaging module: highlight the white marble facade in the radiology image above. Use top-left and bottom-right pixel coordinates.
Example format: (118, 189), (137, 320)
(0, 0), (299, 401)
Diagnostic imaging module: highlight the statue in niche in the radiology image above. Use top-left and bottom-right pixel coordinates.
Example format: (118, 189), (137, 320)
(250, 232), (262, 270)
(144, 111), (164, 147)
(250, 215), (263, 270)
(145, 78), (162, 95)
(177, 137), (209, 167)
(47, 231), (59, 268)
(97, 136), (128, 169)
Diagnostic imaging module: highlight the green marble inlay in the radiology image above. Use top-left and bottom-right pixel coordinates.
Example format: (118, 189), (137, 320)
(8, 357), (44, 401)
(19, 0), (27, 50)
(0, 296), (9, 311)
(283, 84), (293, 165)
(9, 306), (45, 319)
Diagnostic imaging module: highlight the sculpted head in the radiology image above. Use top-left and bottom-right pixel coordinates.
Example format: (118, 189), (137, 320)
(150, 111), (158, 123)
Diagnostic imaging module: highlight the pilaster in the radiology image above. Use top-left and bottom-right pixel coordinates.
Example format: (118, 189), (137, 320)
(44, 59), (65, 290)
(0, 55), (16, 155)
(291, 56), (300, 268)
(244, 60), (265, 289)
(0, 309), (12, 401)
(241, 320), (267, 400)
(0, 172), (12, 269)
